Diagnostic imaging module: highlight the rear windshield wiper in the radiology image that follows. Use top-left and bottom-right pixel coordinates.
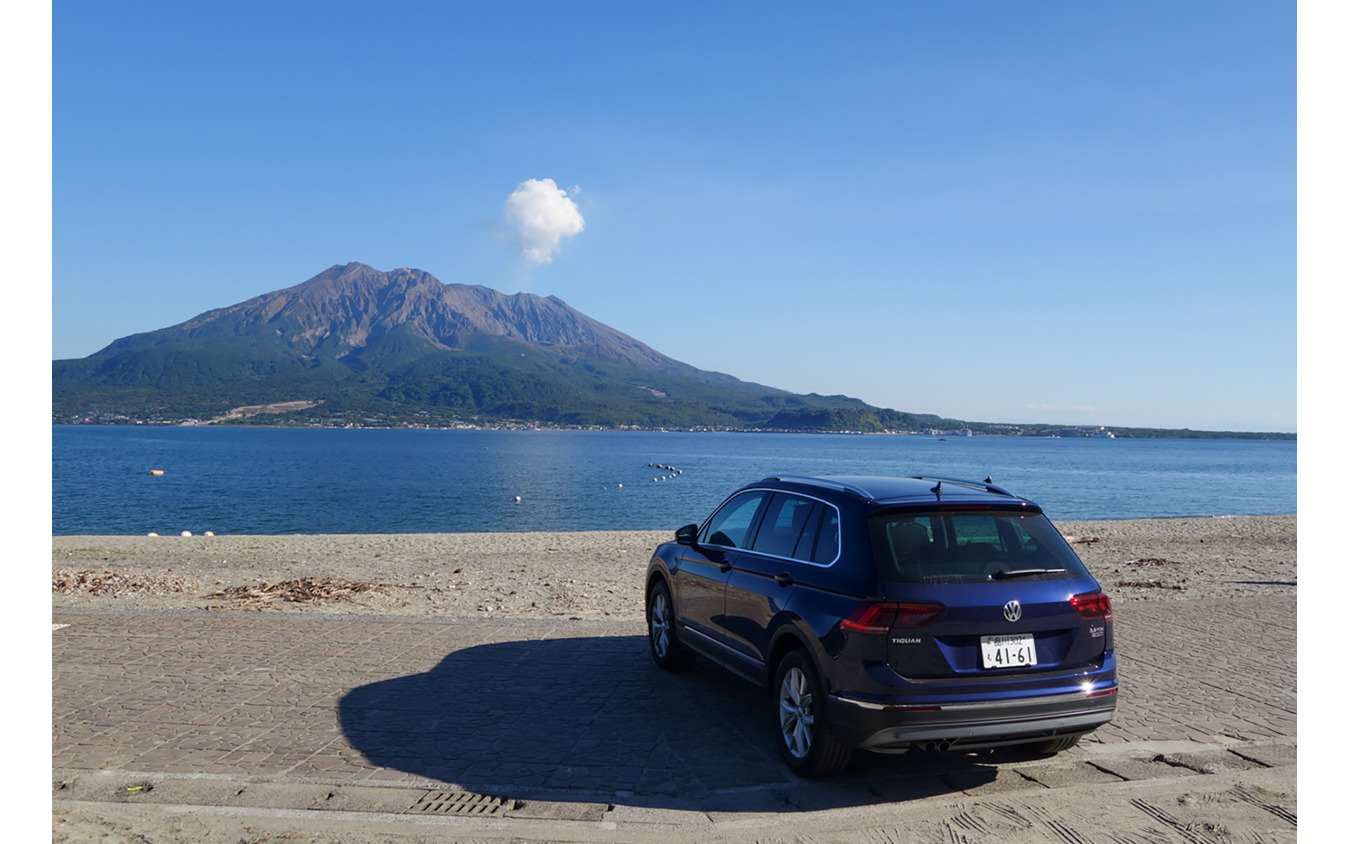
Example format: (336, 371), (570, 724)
(990, 568), (1067, 580)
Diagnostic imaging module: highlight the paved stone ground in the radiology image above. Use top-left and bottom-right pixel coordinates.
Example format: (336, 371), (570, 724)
(53, 598), (1297, 841)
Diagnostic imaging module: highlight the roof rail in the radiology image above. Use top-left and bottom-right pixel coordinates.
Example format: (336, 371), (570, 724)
(762, 475), (876, 500)
(907, 476), (1018, 498)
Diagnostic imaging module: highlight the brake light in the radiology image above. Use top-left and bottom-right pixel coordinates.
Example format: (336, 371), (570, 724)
(842, 601), (944, 633)
(1070, 591), (1113, 620)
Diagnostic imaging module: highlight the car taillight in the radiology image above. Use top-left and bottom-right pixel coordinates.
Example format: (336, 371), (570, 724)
(1070, 591), (1113, 620)
(842, 601), (944, 633)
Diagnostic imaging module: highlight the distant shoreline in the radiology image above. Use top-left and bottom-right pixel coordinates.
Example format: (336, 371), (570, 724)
(52, 421), (1297, 440)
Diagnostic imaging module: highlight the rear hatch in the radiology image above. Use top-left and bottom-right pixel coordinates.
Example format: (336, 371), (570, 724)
(869, 507), (1112, 680)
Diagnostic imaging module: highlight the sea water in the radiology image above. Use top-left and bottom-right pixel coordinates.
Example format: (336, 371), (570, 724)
(52, 426), (1296, 535)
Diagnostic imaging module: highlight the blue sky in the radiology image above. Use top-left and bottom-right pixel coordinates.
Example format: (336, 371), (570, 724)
(49, 0), (1299, 432)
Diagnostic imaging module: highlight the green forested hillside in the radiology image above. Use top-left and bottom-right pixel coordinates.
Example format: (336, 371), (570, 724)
(54, 331), (951, 431)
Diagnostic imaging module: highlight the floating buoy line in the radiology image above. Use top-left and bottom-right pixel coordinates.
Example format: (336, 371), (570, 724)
(509, 460), (687, 503)
(646, 461), (687, 484)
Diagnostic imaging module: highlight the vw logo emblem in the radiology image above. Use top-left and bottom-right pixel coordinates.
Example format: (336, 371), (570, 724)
(1003, 600), (1022, 622)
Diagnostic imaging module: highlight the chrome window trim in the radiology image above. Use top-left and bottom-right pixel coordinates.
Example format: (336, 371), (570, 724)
(701, 487), (842, 568)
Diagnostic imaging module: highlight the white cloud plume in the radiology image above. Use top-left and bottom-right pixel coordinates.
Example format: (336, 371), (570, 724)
(502, 178), (585, 265)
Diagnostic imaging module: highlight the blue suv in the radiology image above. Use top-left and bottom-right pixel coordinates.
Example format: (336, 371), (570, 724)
(645, 475), (1116, 777)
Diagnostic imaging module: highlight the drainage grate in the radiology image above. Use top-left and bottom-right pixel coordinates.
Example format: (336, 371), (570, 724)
(408, 790), (518, 815)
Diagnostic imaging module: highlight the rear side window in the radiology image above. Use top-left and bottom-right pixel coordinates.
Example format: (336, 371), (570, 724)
(747, 493), (840, 565)
(700, 491), (768, 549)
(869, 510), (1089, 584)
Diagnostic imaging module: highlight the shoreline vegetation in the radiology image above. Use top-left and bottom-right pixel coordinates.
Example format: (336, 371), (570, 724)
(52, 417), (1296, 440)
(53, 515), (1296, 620)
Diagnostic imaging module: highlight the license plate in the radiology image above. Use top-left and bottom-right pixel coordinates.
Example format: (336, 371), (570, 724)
(981, 634), (1038, 669)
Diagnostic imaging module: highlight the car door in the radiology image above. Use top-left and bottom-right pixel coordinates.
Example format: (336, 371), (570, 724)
(671, 490), (769, 658)
(722, 493), (840, 681)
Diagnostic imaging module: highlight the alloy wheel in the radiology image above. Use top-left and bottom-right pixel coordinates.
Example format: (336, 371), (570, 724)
(778, 666), (814, 759)
(650, 589), (671, 659)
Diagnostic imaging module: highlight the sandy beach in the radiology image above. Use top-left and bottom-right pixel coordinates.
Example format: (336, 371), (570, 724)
(53, 515), (1297, 618)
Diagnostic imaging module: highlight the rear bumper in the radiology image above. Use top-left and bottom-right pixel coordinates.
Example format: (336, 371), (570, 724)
(828, 684), (1118, 751)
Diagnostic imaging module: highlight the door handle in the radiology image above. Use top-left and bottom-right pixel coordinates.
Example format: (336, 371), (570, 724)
(718, 562), (733, 573)
(774, 573), (793, 586)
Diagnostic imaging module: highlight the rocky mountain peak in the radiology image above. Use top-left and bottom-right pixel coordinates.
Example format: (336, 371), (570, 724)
(108, 263), (679, 371)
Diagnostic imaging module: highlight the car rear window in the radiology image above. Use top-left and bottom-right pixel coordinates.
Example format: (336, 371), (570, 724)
(868, 509), (1090, 584)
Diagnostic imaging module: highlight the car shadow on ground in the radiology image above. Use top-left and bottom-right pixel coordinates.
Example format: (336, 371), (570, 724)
(339, 634), (1009, 811)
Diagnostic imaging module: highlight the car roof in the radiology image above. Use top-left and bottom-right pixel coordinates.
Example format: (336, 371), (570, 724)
(756, 474), (1039, 510)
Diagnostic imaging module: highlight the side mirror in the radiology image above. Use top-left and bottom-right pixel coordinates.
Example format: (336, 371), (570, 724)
(675, 523), (699, 546)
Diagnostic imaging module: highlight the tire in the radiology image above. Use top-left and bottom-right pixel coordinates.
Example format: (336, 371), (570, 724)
(773, 650), (852, 777)
(647, 580), (695, 671)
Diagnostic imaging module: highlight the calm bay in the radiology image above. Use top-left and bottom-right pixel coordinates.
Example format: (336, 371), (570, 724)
(52, 426), (1296, 536)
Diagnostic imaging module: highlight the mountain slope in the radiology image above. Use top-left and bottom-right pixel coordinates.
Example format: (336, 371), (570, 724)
(96, 263), (683, 370)
(53, 263), (946, 431)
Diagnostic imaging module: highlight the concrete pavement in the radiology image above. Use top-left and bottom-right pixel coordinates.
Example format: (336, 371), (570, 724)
(53, 599), (1297, 842)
